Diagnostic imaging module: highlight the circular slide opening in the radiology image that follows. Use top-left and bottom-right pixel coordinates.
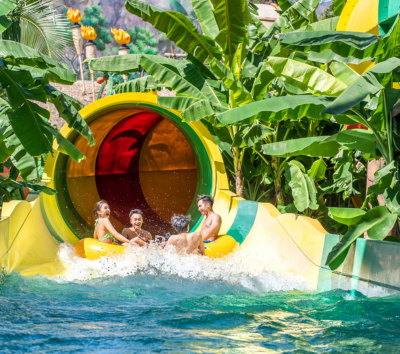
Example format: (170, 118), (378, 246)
(53, 103), (212, 239)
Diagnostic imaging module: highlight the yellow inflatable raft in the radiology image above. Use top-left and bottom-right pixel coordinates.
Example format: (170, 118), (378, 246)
(74, 235), (238, 260)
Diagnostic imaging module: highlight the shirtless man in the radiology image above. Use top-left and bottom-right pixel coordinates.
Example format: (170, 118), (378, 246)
(167, 215), (204, 255)
(197, 195), (221, 242)
(122, 209), (152, 247)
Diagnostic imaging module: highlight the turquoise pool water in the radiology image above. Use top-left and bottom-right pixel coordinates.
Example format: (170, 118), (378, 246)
(1, 245), (400, 353)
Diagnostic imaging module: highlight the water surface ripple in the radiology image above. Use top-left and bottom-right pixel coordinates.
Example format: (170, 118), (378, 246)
(1, 244), (400, 353)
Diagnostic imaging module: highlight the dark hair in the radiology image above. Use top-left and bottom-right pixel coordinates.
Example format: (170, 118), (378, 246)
(197, 195), (214, 207)
(129, 209), (143, 218)
(93, 200), (108, 219)
(171, 214), (191, 233)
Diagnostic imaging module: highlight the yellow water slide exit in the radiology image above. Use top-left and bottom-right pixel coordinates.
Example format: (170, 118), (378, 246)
(1, 0), (397, 293)
(0, 92), (333, 290)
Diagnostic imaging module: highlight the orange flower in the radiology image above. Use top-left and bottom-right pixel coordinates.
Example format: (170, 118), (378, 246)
(66, 8), (82, 23)
(111, 27), (131, 45)
(81, 25), (97, 41)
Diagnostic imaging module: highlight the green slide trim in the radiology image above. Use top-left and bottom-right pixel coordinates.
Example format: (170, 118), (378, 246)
(226, 201), (259, 244)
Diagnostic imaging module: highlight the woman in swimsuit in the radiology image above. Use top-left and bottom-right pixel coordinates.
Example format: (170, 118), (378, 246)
(93, 200), (130, 244)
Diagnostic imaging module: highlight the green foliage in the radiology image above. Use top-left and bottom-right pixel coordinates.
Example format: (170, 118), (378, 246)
(0, 40), (93, 214)
(285, 160), (318, 212)
(326, 206), (397, 270)
(1, 0), (74, 64)
(81, 6), (112, 52)
(88, 0), (400, 271)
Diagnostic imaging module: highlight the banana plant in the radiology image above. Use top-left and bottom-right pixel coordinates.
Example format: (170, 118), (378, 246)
(87, 0), (328, 198)
(272, 12), (400, 269)
(0, 40), (95, 217)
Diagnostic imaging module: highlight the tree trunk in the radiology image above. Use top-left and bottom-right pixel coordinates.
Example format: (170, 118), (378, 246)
(236, 159), (245, 198)
(271, 156), (284, 206)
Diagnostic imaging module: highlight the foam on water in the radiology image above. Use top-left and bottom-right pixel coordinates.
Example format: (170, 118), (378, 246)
(57, 243), (311, 293)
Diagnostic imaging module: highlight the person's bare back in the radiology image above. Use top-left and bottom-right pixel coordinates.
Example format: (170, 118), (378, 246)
(167, 231), (204, 255)
(197, 195), (221, 242)
(167, 215), (205, 255)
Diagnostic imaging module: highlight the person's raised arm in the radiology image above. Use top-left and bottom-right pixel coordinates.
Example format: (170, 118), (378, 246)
(201, 215), (221, 241)
(104, 219), (130, 243)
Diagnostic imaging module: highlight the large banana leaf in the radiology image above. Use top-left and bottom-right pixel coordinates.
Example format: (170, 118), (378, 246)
(305, 16), (339, 31)
(175, 60), (227, 106)
(0, 177), (56, 195)
(278, 0), (293, 12)
(44, 85), (93, 146)
(0, 40), (66, 70)
(139, 56), (209, 100)
(114, 76), (167, 94)
(285, 160), (318, 212)
(87, 54), (142, 73)
(210, 59), (253, 105)
(324, 57), (400, 115)
(6, 134), (38, 180)
(262, 136), (340, 157)
(125, 0), (221, 62)
(158, 97), (201, 111)
(0, 0), (16, 17)
(20, 65), (76, 85)
(308, 158), (327, 183)
(191, 0), (219, 39)
(328, 207), (366, 226)
(211, 0), (251, 67)
(280, 31), (383, 60)
(241, 124), (274, 147)
(325, 206), (397, 270)
(323, 75), (381, 115)
(46, 126), (85, 162)
(281, 0), (320, 24)
(308, 50), (374, 65)
(266, 57), (347, 96)
(0, 0), (15, 34)
(329, 61), (360, 86)
(8, 102), (52, 156)
(158, 96), (227, 122)
(251, 62), (276, 100)
(336, 129), (377, 154)
(216, 95), (333, 124)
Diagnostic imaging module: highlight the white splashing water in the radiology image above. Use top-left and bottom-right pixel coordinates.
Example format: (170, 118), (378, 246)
(57, 243), (311, 293)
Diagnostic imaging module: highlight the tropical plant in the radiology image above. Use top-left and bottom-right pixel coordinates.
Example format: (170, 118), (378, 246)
(276, 12), (400, 268)
(85, 0), (400, 271)
(87, 0), (335, 200)
(0, 38), (94, 217)
(1, 0), (74, 64)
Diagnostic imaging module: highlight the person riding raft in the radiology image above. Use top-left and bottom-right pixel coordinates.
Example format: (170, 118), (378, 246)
(93, 200), (130, 245)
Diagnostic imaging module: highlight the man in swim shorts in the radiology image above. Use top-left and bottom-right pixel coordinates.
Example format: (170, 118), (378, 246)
(167, 215), (204, 255)
(122, 209), (152, 247)
(197, 195), (221, 243)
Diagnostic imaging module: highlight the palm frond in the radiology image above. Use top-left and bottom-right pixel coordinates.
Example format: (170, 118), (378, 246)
(7, 0), (73, 64)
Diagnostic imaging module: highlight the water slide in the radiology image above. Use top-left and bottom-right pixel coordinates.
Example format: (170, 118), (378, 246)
(1, 0), (398, 292)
